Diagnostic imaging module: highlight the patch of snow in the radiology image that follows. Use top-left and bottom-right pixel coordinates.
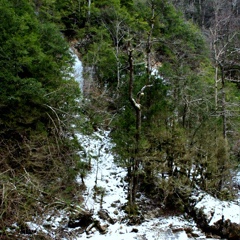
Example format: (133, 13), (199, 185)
(194, 192), (240, 225)
(76, 130), (128, 216)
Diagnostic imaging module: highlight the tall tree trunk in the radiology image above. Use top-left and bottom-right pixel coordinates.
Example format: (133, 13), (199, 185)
(221, 66), (227, 139)
(88, 0), (91, 19)
(146, 0), (155, 83)
(127, 46), (141, 208)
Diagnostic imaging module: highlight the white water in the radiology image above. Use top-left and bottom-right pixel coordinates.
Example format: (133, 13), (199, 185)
(71, 49), (84, 92)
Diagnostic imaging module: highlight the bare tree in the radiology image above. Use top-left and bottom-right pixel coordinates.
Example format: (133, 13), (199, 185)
(209, 0), (240, 139)
(101, 8), (128, 91)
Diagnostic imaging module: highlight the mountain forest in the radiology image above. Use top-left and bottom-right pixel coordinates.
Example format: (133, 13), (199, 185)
(0, 0), (239, 238)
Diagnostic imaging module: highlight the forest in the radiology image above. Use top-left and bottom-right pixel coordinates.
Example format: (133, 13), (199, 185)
(0, 0), (239, 238)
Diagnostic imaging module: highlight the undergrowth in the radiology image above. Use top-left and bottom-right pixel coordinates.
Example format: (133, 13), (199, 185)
(0, 129), (84, 237)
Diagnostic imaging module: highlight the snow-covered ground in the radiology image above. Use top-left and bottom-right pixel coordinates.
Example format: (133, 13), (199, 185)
(73, 130), (211, 240)
(76, 131), (128, 214)
(192, 191), (240, 226)
(10, 129), (239, 240)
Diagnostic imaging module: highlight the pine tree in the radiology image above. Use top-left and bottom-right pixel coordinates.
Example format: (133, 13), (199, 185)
(0, 0), (81, 230)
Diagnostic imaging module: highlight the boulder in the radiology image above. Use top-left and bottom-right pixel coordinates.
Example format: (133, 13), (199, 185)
(98, 209), (116, 224)
(68, 210), (93, 229)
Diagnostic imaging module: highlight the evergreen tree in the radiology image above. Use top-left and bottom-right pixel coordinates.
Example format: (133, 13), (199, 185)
(0, 0), (81, 230)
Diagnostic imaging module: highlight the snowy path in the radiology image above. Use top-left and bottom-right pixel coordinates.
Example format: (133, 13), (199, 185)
(76, 131), (128, 215)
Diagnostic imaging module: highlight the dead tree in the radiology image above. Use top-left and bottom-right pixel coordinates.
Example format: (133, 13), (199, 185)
(127, 43), (152, 210)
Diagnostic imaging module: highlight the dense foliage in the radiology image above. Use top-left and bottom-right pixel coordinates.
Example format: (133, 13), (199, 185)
(0, 0), (82, 232)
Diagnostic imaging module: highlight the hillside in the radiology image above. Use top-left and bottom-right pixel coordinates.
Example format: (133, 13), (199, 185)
(0, 0), (239, 239)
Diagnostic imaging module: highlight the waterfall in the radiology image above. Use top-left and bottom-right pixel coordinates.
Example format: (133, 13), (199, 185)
(71, 49), (84, 92)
